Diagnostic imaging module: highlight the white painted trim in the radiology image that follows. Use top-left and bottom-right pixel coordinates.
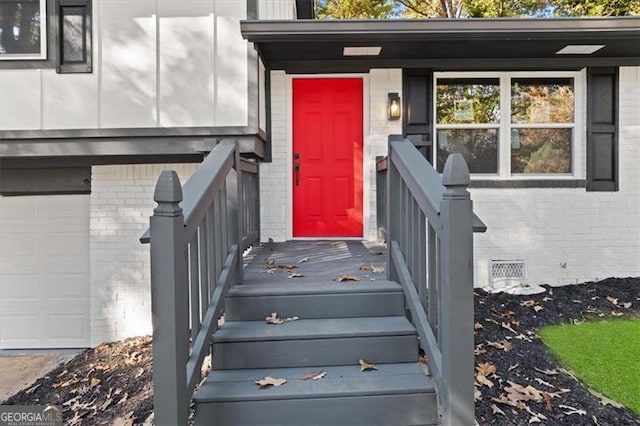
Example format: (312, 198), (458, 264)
(285, 73), (370, 240)
(433, 70), (584, 180)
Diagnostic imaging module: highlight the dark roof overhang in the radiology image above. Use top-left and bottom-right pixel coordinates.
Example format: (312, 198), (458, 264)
(241, 18), (640, 73)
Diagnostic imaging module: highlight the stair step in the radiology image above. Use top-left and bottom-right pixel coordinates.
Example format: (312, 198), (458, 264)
(194, 363), (438, 425)
(226, 281), (405, 320)
(213, 317), (418, 369)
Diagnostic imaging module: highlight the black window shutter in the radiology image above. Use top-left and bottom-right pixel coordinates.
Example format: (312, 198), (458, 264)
(402, 69), (433, 163)
(56, 0), (92, 73)
(586, 67), (618, 191)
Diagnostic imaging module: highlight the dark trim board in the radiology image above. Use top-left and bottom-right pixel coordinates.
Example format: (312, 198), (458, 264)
(469, 179), (587, 189)
(0, 126), (254, 140)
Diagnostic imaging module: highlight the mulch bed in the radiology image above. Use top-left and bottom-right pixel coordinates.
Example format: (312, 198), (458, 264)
(474, 277), (640, 425)
(4, 277), (639, 425)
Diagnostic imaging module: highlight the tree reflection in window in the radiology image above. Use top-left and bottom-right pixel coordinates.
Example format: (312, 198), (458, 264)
(0, 0), (45, 59)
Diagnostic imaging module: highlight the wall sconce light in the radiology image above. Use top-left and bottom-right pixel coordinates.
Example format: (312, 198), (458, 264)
(388, 92), (401, 120)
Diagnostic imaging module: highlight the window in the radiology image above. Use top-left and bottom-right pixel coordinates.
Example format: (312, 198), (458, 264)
(0, 0), (47, 60)
(435, 72), (581, 178)
(0, 0), (92, 73)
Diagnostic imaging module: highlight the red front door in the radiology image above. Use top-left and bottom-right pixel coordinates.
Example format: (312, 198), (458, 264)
(292, 78), (363, 237)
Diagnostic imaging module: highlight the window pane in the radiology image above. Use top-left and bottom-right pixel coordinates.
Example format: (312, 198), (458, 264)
(437, 129), (498, 174)
(511, 78), (574, 124)
(62, 8), (84, 62)
(0, 0), (43, 57)
(436, 78), (500, 124)
(511, 128), (572, 174)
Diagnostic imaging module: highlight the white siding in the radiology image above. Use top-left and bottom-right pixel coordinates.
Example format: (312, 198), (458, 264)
(0, 70), (42, 130)
(89, 163), (198, 345)
(260, 70), (402, 242)
(258, 0), (296, 19)
(0, 0), (250, 131)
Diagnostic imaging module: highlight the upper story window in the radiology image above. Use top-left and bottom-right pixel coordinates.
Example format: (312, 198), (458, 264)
(435, 72), (581, 179)
(0, 0), (92, 73)
(0, 0), (47, 60)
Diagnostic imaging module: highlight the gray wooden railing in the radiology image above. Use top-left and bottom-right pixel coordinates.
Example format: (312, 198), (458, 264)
(382, 135), (486, 426)
(141, 140), (259, 425)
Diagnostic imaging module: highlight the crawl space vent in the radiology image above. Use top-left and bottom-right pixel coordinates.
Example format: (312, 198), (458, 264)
(491, 260), (525, 284)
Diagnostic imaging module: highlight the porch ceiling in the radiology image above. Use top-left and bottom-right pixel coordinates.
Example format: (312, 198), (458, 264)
(241, 17), (640, 72)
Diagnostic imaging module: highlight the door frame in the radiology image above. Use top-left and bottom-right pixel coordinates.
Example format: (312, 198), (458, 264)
(286, 74), (370, 240)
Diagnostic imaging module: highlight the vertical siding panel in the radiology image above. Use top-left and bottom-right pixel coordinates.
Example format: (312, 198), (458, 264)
(214, 0), (248, 127)
(0, 70), (42, 130)
(158, 1), (215, 127)
(42, 71), (99, 129)
(99, 0), (157, 128)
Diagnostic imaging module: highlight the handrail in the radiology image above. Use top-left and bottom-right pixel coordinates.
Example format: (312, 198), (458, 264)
(384, 135), (486, 426)
(145, 140), (260, 425)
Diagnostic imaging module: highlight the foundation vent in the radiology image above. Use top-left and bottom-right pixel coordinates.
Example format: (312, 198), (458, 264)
(491, 260), (525, 283)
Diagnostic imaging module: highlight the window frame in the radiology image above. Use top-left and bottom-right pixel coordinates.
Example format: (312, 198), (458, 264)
(433, 71), (585, 180)
(0, 0), (50, 63)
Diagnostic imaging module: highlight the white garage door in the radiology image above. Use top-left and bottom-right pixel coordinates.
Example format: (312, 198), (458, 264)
(0, 195), (90, 349)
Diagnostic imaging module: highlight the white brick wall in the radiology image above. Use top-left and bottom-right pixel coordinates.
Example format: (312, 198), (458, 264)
(472, 66), (640, 288)
(261, 70), (402, 241)
(89, 163), (198, 345)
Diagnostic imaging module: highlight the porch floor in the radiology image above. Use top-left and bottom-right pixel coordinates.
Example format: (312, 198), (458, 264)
(242, 240), (388, 284)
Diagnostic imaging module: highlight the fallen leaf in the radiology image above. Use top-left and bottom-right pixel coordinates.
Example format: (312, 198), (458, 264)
(501, 311), (515, 318)
(501, 322), (519, 335)
(256, 376), (287, 388)
(534, 378), (554, 388)
(264, 258), (276, 268)
(559, 404), (586, 416)
(474, 345), (487, 355)
(359, 264), (372, 271)
(593, 415), (601, 426)
(508, 363), (519, 372)
(331, 242), (342, 247)
(370, 250), (384, 256)
(606, 296), (618, 305)
(371, 265), (384, 274)
(487, 340), (512, 351)
(90, 377), (101, 388)
(474, 322), (484, 331)
(287, 273), (305, 278)
(476, 362), (496, 377)
(533, 305), (544, 312)
(543, 392), (553, 411)
(298, 257), (308, 263)
(359, 359), (378, 372)
(611, 310), (623, 317)
(300, 370), (326, 380)
(266, 268), (276, 274)
(622, 302), (632, 309)
(265, 312), (300, 325)
(520, 300), (536, 307)
(334, 274), (361, 282)
(588, 389), (624, 409)
(491, 404), (506, 416)
(542, 296), (553, 302)
(534, 367), (558, 376)
(475, 373), (494, 388)
(474, 387), (482, 401)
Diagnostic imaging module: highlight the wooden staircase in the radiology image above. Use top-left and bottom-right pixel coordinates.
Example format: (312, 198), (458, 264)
(193, 278), (438, 425)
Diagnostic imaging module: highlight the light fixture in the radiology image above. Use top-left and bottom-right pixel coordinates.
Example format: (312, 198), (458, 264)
(343, 46), (382, 56)
(556, 45), (605, 55)
(388, 92), (401, 120)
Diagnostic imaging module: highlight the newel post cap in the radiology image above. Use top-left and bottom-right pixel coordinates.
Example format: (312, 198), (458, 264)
(153, 171), (183, 217)
(442, 153), (470, 187)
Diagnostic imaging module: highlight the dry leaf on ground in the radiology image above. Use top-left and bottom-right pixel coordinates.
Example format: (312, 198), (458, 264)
(371, 265), (384, 274)
(334, 274), (361, 282)
(359, 264), (372, 271)
(298, 257), (308, 263)
(264, 258), (276, 268)
(476, 362), (497, 376)
(487, 340), (512, 351)
(474, 322), (484, 331)
(476, 374), (494, 388)
(300, 370), (327, 381)
(287, 273), (304, 278)
(265, 312), (299, 325)
(255, 376), (287, 388)
(359, 359), (378, 372)
(491, 404), (506, 416)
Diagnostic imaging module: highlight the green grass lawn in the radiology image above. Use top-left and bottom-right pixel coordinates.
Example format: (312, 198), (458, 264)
(540, 319), (640, 415)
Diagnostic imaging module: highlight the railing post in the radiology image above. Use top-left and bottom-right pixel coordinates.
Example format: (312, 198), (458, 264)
(386, 135), (404, 282)
(439, 154), (474, 426)
(150, 171), (189, 426)
(228, 141), (244, 283)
